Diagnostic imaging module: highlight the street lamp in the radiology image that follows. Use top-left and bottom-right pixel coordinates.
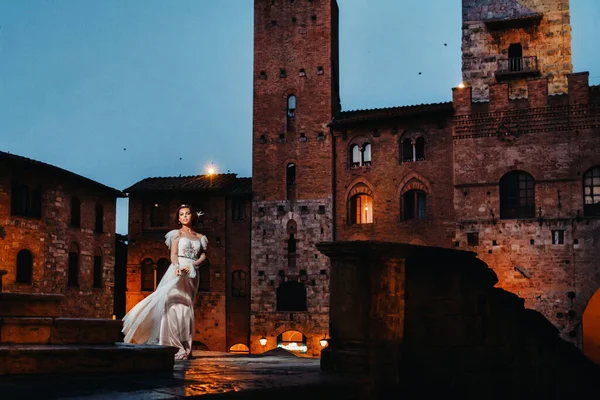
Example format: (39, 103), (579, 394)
(207, 164), (216, 186)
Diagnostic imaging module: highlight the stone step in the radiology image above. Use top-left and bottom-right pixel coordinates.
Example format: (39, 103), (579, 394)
(0, 317), (53, 344)
(0, 343), (177, 375)
(0, 293), (63, 318)
(0, 317), (123, 345)
(50, 318), (123, 345)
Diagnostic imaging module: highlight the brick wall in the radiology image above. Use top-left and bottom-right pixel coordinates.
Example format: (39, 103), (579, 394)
(333, 114), (456, 247)
(126, 190), (251, 352)
(452, 74), (600, 343)
(0, 159), (118, 318)
(462, 0), (572, 100)
(250, 0), (338, 355)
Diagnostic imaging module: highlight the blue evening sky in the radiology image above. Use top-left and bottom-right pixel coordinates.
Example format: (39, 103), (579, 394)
(1, 1), (599, 234)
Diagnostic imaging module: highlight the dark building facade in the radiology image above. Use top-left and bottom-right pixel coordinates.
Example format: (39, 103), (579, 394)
(0, 150), (124, 318)
(250, 0), (600, 363)
(124, 173), (252, 353)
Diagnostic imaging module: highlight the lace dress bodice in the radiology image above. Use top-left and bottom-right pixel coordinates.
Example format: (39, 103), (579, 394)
(178, 237), (203, 261)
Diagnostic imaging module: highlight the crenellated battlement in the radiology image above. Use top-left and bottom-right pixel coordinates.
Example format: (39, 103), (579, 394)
(453, 72), (594, 116)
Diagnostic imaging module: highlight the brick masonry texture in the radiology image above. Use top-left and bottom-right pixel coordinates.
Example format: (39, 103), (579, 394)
(0, 156), (120, 318)
(125, 188), (251, 352)
(462, 0), (572, 100)
(251, 0), (600, 356)
(250, 0), (338, 356)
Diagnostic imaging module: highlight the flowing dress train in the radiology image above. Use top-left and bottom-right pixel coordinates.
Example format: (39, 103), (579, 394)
(122, 230), (207, 360)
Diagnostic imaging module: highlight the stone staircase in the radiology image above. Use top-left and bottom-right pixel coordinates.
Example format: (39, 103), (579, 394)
(0, 290), (176, 374)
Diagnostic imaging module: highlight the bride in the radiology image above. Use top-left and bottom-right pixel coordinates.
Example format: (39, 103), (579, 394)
(122, 204), (208, 360)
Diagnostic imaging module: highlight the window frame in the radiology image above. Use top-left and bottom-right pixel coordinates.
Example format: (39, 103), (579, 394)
(499, 171), (535, 219)
(583, 166), (600, 217)
(16, 249), (33, 284)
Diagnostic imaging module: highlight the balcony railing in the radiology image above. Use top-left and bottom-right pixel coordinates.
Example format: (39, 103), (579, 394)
(496, 56), (540, 80)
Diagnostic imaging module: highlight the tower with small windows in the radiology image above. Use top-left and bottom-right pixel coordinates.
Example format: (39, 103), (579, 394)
(461, 0), (572, 100)
(250, 0), (340, 356)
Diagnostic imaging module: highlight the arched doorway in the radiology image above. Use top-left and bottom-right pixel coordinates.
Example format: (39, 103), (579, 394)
(277, 330), (307, 354)
(583, 287), (600, 364)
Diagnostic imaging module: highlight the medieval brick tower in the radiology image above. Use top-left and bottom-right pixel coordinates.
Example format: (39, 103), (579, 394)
(454, 0), (600, 353)
(462, 0), (572, 101)
(250, 0), (340, 356)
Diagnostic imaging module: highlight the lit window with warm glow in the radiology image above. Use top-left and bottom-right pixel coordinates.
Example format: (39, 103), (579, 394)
(349, 194), (373, 224)
(229, 343), (250, 354)
(277, 330), (307, 353)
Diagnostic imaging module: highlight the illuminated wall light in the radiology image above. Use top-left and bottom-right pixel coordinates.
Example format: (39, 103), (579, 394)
(259, 337), (267, 346)
(319, 338), (329, 347)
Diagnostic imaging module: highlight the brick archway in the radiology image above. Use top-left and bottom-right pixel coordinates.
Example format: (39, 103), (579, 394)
(583, 287), (600, 364)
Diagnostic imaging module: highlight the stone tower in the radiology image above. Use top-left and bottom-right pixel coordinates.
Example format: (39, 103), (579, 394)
(250, 0), (340, 356)
(462, 0), (572, 100)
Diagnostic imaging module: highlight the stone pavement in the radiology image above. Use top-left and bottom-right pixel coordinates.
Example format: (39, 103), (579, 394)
(0, 350), (374, 400)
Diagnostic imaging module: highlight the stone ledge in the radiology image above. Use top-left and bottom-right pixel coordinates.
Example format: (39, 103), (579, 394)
(0, 344), (177, 375)
(0, 293), (64, 318)
(0, 317), (54, 344)
(50, 318), (123, 345)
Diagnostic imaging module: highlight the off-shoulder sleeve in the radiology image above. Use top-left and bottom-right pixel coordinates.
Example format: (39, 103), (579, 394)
(165, 230), (180, 250)
(200, 235), (208, 251)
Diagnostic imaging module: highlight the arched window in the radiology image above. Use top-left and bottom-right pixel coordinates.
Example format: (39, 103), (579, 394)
(93, 248), (103, 288)
(95, 204), (104, 233)
(276, 281), (307, 311)
(229, 343), (249, 354)
(287, 219), (298, 267)
(351, 144), (361, 167)
(583, 166), (600, 217)
(402, 190), (426, 221)
(71, 197), (81, 228)
(402, 139), (413, 162)
(156, 258), (170, 286)
(16, 249), (33, 284)
(349, 194), (373, 224)
(140, 258), (154, 291)
(68, 242), (80, 287)
(508, 43), (523, 72)
(362, 143), (372, 166)
(232, 270), (247, 297)
(500, 171), (535, 219)
(415, 137), (425, 160)
(287, 95), (296, 130)
(287, 95), (296, 118)
(286, 163), (296, 201)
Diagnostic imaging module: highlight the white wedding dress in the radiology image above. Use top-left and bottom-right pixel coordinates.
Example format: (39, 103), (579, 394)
(122, 230), (208, 360)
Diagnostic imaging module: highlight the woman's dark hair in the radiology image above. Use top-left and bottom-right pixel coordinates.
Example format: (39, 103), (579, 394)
(174, 204), (198, 225)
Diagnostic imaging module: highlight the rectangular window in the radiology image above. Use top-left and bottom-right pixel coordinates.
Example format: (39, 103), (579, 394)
(150, 202), (167, 227)
(67, 252), (79, 287)
(93, 255), (103, 288)
(198, 265), (210, 292)
(232, 199), (245, 222)
(232, 271), (247, 297)
(467, 232), (479, 246)
(552, 230), (564, 245)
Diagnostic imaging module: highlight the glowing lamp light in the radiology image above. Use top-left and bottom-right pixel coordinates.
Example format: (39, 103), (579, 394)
(259, 337), (267, 346)
(458, 82), (466, 89)
(319, 338), (329, 347)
